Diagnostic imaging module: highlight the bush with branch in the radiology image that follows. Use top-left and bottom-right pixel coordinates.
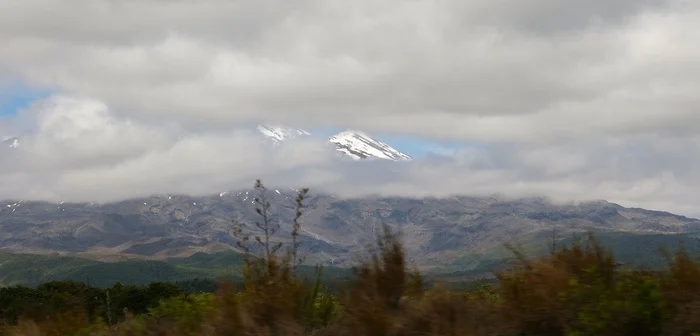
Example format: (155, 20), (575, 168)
(6, 180), (700, 335)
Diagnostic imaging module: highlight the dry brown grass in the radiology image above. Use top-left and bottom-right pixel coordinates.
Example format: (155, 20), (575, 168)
(5, 182), (700, 335)
(7, 229), (700, 336)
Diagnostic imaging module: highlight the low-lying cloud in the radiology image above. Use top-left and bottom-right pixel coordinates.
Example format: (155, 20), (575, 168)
(1, 96), (700, 218)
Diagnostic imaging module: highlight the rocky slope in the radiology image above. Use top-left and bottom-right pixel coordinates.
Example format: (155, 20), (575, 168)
(0, 189), (698, 270)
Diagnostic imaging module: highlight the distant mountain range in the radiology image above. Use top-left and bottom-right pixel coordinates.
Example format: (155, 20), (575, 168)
(1, 126), (699, 277)
(0, 189), (698, 273)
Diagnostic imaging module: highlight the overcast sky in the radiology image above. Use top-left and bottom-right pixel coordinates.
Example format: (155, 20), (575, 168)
(1, 0), (700, 216)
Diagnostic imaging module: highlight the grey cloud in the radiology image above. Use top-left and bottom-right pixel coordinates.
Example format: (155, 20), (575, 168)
(454, 0), (668, 35)
(1, 96), (700, 218)
(1, 1), (700, 217)
(0, 0), (698, 142)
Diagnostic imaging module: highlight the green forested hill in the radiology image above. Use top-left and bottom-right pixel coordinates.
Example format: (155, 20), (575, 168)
(433, 231), (700, 276)
(0, 251), (352, 288)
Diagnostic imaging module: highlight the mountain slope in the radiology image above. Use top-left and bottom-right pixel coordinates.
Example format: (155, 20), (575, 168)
(1, 190), (698, 270)
(2, 230), (697, 287)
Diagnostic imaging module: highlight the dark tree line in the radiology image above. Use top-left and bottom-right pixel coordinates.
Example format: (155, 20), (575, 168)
(0, 278), (218, 326)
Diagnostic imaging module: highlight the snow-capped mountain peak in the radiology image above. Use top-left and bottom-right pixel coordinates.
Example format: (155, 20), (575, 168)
(257, 125), (410, 161)
(329, 130), (411, 161)
(256, 125), (310, 143)
(1, 137), (20, 148)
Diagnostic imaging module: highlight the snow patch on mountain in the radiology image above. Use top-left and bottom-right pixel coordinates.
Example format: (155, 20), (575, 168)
(256, 125), (411, 161)
(1, 137), (20, 148)
(329, 130), (411, 161)
(256, 125), (310, 143)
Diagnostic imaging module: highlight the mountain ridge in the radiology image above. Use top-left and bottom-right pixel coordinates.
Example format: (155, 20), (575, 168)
(1, 188), (698, 271)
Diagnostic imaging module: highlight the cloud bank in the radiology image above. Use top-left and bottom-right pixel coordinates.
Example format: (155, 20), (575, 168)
(1, 0), (700, 216)
(1, 95), (699, 218)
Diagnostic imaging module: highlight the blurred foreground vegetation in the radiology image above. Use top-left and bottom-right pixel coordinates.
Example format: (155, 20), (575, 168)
(4, 181), (700, 335)
(6, 228), (700, 335)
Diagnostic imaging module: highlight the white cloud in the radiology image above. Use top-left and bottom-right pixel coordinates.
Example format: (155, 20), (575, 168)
(0, 96), (699, 218)
(1, 1), (700, 216)
(0, 0), (698, 141)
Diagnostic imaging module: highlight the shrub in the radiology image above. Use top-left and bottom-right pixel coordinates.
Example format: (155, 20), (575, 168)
(5, 180), (700, 336)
